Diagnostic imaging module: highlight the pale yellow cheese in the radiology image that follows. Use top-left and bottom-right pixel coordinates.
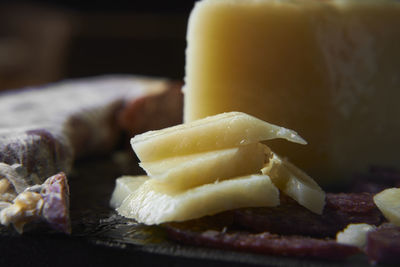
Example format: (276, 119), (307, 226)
(115, 112), (324, 225)
(117, 174), (279, 225)
(140, 143), (268, 176)
(373, 188), (400, 227)
(131, 112), (305, 162)
(140, 143), (267, 192)
(109, 176), (148, 208)
(184, 0), (400, 184)
(262, 152), (325, 214)
(336, 223), (376, 248)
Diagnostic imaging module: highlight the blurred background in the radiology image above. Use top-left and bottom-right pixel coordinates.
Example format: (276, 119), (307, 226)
(0, 0), (196, 91)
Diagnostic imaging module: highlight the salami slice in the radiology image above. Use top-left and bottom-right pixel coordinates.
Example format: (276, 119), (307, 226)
(366, 223), (400, 264)
(234, 193), (383, 238)
(351, 166), (400, 194)
(165, 216), (360, 260)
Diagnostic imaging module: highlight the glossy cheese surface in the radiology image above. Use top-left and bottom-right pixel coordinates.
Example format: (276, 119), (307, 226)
(184, 0), (400, 184)
(262, 152), (325, 214)
(131, 112), (305, 162)
(140, 143), (266, 192)
(115, 112), (325, 224)
(109, 176), (148, 208)
(373, 188), (400, 227)
(117, 174), (279, 225)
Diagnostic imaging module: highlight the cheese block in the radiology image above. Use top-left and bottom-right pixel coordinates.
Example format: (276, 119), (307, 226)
(184, 0), (400, 184)
(140, 143), (266, 192)
(261, 152), (325, 214)
(117, 174), (279, 225)
(131, 111), (305, 162)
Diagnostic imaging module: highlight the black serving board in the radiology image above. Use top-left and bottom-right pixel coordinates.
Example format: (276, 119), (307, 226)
(0, 152), (371, 267)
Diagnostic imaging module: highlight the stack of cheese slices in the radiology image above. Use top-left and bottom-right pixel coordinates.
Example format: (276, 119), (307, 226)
(111, 112), (326, 225)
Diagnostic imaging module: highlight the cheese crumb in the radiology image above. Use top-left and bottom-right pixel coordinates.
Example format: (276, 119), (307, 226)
(336, 223), (376, 248)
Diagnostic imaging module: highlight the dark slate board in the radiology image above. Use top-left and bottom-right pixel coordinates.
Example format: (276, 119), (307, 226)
(0, 152), (371, 267)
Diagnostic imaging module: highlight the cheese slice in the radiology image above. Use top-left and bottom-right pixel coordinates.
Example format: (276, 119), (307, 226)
(184, 0), (400, 184)
(117, 174), (279, 225)
(140, 143), (266, 192)
(131, 112), (305, 162)
(109, 176), (148, 208)
(373, 188), (400, 227)
(262, 152), (325, 214)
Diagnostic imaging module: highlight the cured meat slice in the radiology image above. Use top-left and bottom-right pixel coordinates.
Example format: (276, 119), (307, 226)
(165, 217), (360, 260)
(366, 223), (400, 264)
(234, 203), (333, 238)
(234, 193), (383, 238)
(350, 166), (400, 194)
(324, 193), (383, 226)
(0, 75), (181, 181)
(0, 75), (182, 232)
(118, 81), (183, 136)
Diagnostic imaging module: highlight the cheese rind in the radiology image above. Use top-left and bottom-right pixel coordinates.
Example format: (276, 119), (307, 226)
(117, 174), (279, 225)
(131, 111), (305, 162)
(184, 0), (400, 184)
